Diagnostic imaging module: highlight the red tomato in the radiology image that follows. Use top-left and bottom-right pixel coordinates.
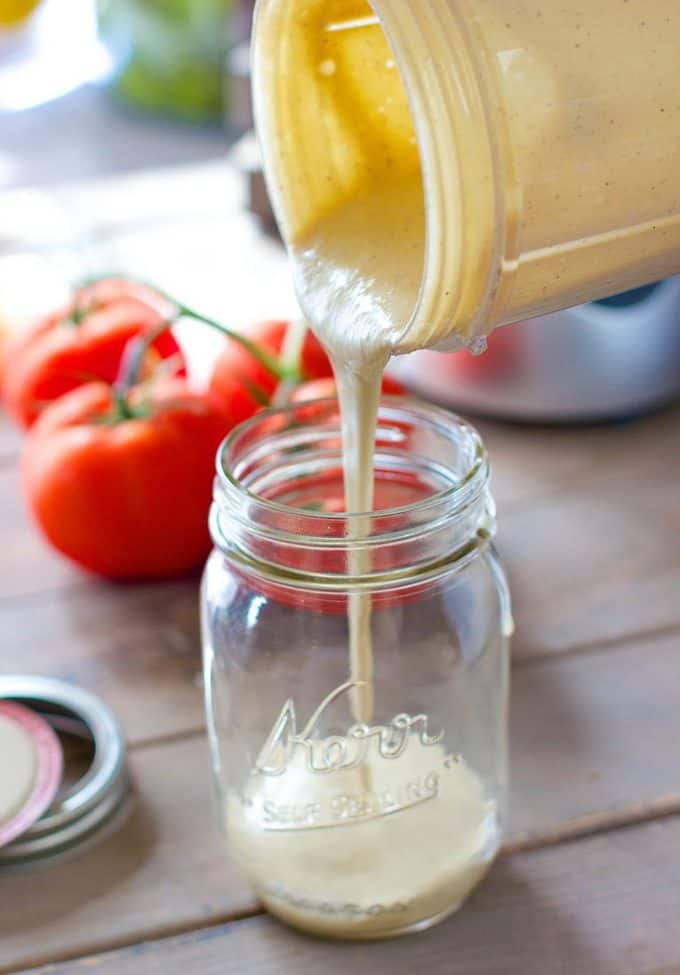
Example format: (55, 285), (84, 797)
(209, 320), (332, 427)
(21, 378), (231, 581)
(3, 278), (184, 428)
(290, 373), (405, 403)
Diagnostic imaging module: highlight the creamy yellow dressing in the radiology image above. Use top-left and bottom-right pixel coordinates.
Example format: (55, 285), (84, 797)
(228, 738), (499, 938)
(254, 0), (426, 358)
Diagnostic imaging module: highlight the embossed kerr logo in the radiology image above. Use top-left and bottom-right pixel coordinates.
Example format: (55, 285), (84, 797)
(253, 681), (444, 777)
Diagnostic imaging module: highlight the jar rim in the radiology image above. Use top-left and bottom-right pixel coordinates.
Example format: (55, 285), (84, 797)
(216, 396), (488, 524)
(211, 398), (493, 590)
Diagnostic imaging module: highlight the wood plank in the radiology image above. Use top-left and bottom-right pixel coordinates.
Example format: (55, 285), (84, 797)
(2, 631), (679, 972)
(1, 577), (204, 745)
(485, 403), (680, 659)
(509, 630), (680, 844)
(17, 814), (680, 975)
(479, 415), (624, 512)
(0, 736), (257, 975)
(479, 402), (680, 514)
(502, 451), (680, 658)
(0, 466), (77, 599)
(0, 470), (206, 747)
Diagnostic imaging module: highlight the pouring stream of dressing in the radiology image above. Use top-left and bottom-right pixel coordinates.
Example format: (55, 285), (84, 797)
(333, 354), (385, 724)
(293, 179), (419, 723)
(291, 142), (424, 724)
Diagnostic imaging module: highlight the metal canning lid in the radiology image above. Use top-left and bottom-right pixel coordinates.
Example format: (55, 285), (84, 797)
(0, 675), (129, 865)
(0, 701), (63, 847)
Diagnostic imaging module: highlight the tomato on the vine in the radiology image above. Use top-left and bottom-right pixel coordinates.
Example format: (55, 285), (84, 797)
(3, 278), (184, 428)
(209, 320), (333, 427)
(21, 377), (231, 580)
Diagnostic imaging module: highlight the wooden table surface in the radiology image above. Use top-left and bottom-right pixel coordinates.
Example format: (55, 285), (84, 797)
(2, 398), (680, 975)
(1, 166), (680, 974)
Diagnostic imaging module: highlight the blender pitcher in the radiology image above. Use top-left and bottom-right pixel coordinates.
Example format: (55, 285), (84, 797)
(251, 0), (680, 350)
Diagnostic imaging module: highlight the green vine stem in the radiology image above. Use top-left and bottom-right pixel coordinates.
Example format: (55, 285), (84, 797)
(81, 275), (303, 385)
(119, 319), (179, 392)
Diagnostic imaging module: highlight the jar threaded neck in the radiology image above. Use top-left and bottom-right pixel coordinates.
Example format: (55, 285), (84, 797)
(210, 399), (494, 592)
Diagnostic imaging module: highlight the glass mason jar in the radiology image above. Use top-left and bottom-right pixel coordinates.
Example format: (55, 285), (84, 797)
(202, 399), (511, 940)
(252, 0), (680, 350)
